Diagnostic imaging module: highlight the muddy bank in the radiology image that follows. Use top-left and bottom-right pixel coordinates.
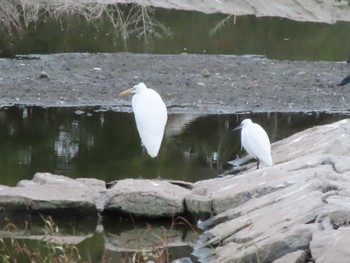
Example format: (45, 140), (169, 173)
(0, 53), (349, 114)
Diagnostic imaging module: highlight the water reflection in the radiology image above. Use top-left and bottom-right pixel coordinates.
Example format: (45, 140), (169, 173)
(0, 106), (348, 186)
(0, 2), (170, 56)
(1, 2), (350, 60)
(0, 212), (197, 262)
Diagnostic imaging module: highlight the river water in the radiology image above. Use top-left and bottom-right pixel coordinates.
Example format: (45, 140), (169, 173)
(0, 106), (347, 186)
(1, 4), (350, 61)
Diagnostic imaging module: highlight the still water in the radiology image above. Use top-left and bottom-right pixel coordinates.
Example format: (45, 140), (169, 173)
(1, 4), (350, 60)
(0, 211), (196, 262)
(0, 106), (348, 186)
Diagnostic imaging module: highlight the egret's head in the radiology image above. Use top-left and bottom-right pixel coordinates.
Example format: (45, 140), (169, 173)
(241, 119), (252, 127)
(233, 119), (252, 131)
(119, 82), (147, 96)
(133, 82), (147, 93)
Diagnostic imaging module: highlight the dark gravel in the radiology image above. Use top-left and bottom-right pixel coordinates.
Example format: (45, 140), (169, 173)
(0, 52), (349, 113)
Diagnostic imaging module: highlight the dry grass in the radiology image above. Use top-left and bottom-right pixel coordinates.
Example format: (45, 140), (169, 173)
(0, 0), (171, 41)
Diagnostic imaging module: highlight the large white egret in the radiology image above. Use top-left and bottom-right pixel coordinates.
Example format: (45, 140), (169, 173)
(119, 82), (167, 158)
(234, 119), (272, 169)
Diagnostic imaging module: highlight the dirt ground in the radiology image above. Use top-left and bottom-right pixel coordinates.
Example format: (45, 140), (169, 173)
(0, 52), (349, 114)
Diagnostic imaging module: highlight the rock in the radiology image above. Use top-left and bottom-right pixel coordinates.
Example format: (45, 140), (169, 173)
(191, 119), (350, 262)
(0, 172), (106, 215)
(104, 179), (190, 218)
(310, 226), (350, 263)
(200, 69), (211, 77)
(310, 205), (350, 263)
(185, 193), (212, 219)
(39, 71), (48, 78)
(213, 227), (312, 263)
(171, 258), (193, 263)
(272, 250), (307, 263)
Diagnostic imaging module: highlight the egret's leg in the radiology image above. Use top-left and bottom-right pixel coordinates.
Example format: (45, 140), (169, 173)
(156, 156), (161, 178)
(136, 145), (146, 178)
(256, 158), (260, 169)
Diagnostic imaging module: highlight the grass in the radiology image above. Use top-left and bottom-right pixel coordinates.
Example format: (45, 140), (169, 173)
(0, 215), (198, 263)
(0, 0), (171, 43)
(118, 216), (199, 263)
(0, 215), (82, 263)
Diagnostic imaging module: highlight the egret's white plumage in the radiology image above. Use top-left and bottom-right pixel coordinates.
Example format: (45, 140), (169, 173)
(235, 119), (272, 169)
(119, 82), (167, 158)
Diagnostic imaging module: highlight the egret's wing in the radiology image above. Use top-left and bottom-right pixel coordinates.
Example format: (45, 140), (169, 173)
(242, 123), (272, 166)
(132, 89), (168, 157)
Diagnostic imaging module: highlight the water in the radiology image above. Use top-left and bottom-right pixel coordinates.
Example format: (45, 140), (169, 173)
(0, 211), (197, 262)
(1, 4), (350, 60)
(0, 106), (347, 186)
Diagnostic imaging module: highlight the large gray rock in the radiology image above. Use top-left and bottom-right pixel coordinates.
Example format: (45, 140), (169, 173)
(104, 179), (191, 218)
(190, 119), (350, 262)
(0, 173), (192, 219)
(0, 172), (106, 215)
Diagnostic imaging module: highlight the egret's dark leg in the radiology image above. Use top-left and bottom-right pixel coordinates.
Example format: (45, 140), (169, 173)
(256, 158), (260, 169)
(136, 146), (146, 177)
(156, 156), (161, 178)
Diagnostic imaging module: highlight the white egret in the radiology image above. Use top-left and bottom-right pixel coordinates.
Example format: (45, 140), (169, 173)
(119, 82), (167, 158)
(234, 119), (272, 169)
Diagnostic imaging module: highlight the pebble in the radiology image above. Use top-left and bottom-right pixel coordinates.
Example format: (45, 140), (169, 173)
(39, 71), (48, 78)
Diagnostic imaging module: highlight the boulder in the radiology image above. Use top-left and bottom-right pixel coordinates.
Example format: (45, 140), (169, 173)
(191, 119), (350, 262)
(104, 179), (191, 218)
(0, 172), (106, 215)
(0, 173), (192, 219)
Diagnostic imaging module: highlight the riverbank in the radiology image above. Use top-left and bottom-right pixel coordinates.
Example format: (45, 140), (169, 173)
(0, 53), (349, 114)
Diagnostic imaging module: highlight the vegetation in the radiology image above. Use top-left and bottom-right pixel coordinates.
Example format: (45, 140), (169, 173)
(116, 216), (199, 263)
(0, 215), (198, 263)
(0, 0), (171, 42)
(0, 216), (82, 263)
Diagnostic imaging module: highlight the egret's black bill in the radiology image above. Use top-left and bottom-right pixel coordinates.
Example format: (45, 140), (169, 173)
(233, 124), (242, 131)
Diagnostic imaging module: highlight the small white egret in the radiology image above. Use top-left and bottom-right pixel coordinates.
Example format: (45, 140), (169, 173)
(119, 82), (167, 158)
(234, 119), (272, 169)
